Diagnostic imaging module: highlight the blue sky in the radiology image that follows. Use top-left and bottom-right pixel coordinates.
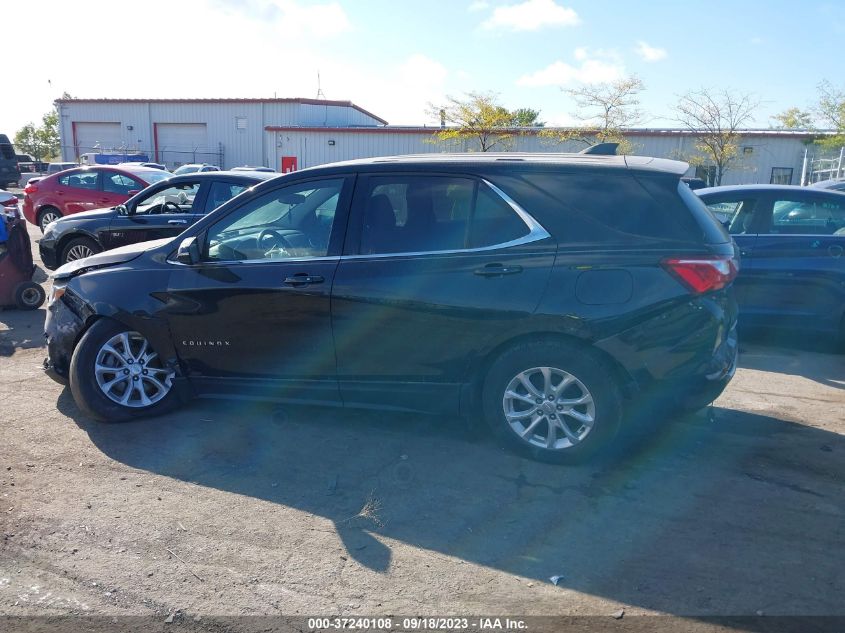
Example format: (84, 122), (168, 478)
(5, 0), (843, 133)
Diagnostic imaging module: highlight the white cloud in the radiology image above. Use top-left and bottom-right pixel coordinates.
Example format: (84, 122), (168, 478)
(482, 0), (579, 31)
(468, 1), (490, 11)
(634, 40), (667, 62)
(517, 51), (624, 87)
(215, 0), (352, 38)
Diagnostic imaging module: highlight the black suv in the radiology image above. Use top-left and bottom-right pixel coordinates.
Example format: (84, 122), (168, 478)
(39, 170), (276, 269)
(45, 153), (738, 462)
(0, 134), (20, 189)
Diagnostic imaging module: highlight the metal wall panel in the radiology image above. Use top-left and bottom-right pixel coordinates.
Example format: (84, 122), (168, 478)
(57, 101), (817, 185)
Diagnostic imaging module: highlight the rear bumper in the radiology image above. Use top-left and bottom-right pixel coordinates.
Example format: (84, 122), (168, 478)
(597, 289), (739, 392)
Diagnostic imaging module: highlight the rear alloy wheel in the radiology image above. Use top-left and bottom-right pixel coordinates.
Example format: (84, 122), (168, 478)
(502, 367), (597, 450)
(38, 207), (61, 232)
(61, 236), (100, 265)
(482, 340), (622, 463)
(70, 319), (179, 422)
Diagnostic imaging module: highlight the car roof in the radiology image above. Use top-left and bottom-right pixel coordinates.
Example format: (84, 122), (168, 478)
(697, 184), (845, 197)
(158, 170), (276, 183)
(293, 152), (689, 176)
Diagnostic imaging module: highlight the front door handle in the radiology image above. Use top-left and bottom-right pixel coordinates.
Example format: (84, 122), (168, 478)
(474, 263), (523, 277)
(168, 219), (188, 225)
(284, 273), (325, 286)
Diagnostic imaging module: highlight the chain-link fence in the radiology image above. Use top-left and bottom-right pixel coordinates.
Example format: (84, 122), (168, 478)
(60, 143), (224, 170)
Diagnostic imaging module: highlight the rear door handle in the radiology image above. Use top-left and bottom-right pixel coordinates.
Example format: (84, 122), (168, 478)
(474, 263), (523, 277)
(168, 219), (188, 225)
(284, 273), (325, 286)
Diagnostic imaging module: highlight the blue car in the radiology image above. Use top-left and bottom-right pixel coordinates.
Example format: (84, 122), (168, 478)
(697, 184), (845, 340)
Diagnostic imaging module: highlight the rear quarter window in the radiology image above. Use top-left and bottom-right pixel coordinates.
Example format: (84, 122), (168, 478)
(491, 171), (706, 247)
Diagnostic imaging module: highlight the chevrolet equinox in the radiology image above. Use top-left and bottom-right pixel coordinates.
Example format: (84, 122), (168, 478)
(45, 152), (738, 463)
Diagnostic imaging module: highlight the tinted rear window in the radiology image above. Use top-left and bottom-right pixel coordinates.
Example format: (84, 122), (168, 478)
(491, 171), (705, 247)
(0, 142), (15, 161)
(645, 178), (731, 244)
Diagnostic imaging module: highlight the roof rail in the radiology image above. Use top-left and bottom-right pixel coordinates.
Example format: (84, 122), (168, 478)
(579, 142), (619, 155)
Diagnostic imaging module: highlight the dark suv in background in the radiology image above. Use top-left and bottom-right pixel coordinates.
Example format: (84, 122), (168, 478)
(39, 170), (275, 268)
(0, 134), (20, 189)
(45, 153), (738, 463)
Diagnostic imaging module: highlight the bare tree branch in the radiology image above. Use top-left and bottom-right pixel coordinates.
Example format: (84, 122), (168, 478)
(673, 88), (759, 185)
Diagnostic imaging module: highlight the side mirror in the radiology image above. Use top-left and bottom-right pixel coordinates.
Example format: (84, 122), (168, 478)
(176, 236), (200, 265)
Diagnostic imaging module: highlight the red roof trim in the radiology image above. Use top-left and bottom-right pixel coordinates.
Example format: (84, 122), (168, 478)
(264, 125), (827, 139)
(55, 97), (388, 125)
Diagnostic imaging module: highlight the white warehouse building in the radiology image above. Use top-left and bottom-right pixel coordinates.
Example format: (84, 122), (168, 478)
(57, 97), (828, 186)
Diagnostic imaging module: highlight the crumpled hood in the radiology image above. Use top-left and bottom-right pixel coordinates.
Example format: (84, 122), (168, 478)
(52, 238), (172, 280)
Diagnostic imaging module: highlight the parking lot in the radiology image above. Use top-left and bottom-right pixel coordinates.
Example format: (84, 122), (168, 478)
(1, 220), (843, 623)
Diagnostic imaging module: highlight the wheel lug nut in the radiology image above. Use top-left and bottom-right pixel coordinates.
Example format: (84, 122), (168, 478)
(556, 405), (563, 411)
(547, 395), (554, 400)
(132, 376), (138, 381)
(123, 369), (130, 375)
(549, 414), (556, 419)
(142, 370), (148, 375)
(535, 399), (543, 405)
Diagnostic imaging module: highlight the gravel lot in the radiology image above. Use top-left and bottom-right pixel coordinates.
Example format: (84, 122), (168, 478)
(1, 220), (843, 625)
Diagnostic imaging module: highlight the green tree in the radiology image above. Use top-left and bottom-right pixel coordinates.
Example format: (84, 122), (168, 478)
(14, 110), (61, 161)
(428, 92), (526, 151)
(771, 107), (813, 129)
(814, 80), (845, 149)
(674, 88), (759, 186)
(510, 107), (544, 127)
(542, 76), (645, 154)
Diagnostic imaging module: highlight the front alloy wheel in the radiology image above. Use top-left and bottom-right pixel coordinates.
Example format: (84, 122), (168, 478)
(94, 331), (174, 407)
(503, 367), (596, 450)
(65, 242), (96, 262)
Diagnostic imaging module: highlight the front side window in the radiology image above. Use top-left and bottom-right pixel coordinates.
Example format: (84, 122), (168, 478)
(203, 181), (248, 214)
(103, 172), (144, 195)
(704, 198), (757, 234)
(204, 178), (344, 261)
(359, 176), (530, 255)
(59, 171), (98, 190)
(771, 197), (845, 235)
(134, 183), (200, 214)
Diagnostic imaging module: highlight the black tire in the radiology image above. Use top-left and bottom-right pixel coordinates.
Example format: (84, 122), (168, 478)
(13, 281), (46, 310)
(37, 206), (61, 232)
(481, 339), (622, 463)
(69, 318), (180, 423)
(60, 236), (101, 266)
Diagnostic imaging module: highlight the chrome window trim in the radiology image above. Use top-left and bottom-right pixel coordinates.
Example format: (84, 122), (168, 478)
(168, 254), (341, 267)
(167, 178), (551, 266)
(344, 178), (551, 260)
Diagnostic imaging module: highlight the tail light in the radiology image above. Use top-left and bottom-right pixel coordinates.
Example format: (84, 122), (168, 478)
(1, 197), (18, 207)
(24, 183), (38, 194)
(662, 256), (738, 294)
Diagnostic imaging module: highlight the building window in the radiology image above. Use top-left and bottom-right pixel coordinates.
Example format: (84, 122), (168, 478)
(235, 117), (247, 130)
(695, 165), (717, 187)
(770, 167), (793, 185)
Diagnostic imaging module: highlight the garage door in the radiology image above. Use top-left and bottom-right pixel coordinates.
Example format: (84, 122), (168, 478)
(74, 122), (122, 154)
(155, 123), (210, 167)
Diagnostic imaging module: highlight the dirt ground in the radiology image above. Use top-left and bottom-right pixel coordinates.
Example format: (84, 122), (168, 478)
(1, 222), (843, 626)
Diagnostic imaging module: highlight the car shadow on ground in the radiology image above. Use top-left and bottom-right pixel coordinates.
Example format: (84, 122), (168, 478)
(0, 307), (46, 356)
(739, 328), (844, 391)
(57, 382), (845, 617)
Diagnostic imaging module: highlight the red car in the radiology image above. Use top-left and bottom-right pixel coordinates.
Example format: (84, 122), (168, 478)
(23, 165), (171, 232)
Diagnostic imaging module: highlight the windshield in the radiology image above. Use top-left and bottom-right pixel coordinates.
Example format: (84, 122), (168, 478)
(132, 170), (172, 185)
